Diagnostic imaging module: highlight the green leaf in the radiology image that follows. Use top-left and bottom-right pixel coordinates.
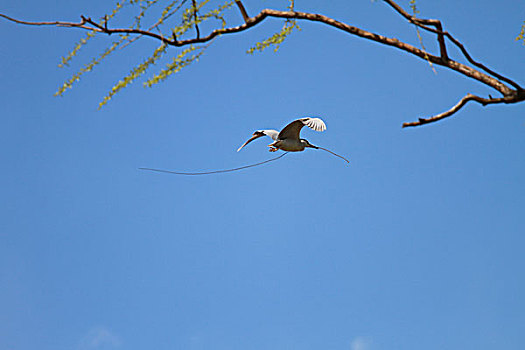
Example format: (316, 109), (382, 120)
(99, 43), (168, 108)
(144, 45), (207, 87)
(247, 19), (300, 54)
(56, 34), (130, 97)
(516, 21), (525, 44)
(59, 30), (96, 68)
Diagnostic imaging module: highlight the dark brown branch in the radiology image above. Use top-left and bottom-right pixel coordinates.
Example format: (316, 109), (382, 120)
(383, 0), (448, 60)
(1, 1), (523, 127)
(441, 32), (523, 91)
(191, 0), (200, 39)
(5, 9), (512, 96)
(234, 1), (249, 23)
(402, 93), (518, 127)
(80, 15), (175, 43)
(382, 0), (522, 91)
(252, 10), (514, 96)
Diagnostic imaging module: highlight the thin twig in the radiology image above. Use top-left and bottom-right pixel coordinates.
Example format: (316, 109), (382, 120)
(383, 0), (448, 60)
(191, 0), (200, 39)
(0, 13), (90, 29)
(120, 0), (188, 49)
(402, 93), (508, 127)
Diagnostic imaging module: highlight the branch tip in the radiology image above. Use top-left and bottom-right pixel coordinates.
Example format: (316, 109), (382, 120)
(402, 93), (519, 128)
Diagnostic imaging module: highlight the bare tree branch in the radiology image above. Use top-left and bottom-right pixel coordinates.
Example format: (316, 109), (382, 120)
(191, 0), (200, 39)
(234, 0), (249, 23)
(383, 0), (522, 91)
(402, 94), (510, 127)
(0, 13), (91, 29)
(1, 1), (523, 127)
(383, 0), (448, 60)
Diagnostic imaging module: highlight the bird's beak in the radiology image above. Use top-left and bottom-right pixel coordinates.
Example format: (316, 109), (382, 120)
(237, 133), (264, 152)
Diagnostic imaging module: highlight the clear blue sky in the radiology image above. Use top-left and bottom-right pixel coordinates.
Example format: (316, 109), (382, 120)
(1, 1), (524, 349)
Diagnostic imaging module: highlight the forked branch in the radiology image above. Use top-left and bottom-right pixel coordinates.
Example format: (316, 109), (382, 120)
(1, 0), (523, 127)
(383, 0), (522, 91)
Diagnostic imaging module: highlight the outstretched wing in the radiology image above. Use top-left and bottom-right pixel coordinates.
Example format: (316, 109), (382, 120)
(278, 117), (326, 140)
(237, 130), (279, 152)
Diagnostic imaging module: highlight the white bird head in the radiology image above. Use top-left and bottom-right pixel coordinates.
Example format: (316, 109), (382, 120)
(300, 139), (319, 149)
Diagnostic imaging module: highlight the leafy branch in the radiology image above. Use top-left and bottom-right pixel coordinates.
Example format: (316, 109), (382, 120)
(1, 0), (523, 127)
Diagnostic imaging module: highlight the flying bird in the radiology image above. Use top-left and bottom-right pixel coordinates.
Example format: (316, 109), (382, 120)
(237, 117), (327, 153)
(139, 117), (347, 176)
